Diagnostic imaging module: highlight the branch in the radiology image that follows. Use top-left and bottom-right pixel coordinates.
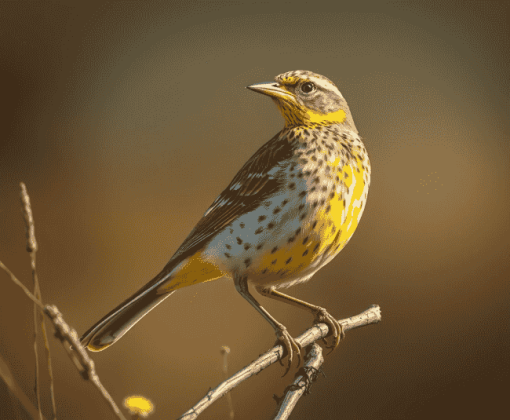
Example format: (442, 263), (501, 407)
(20, 182), (57, 420)
(178, 305), (381, 419)
(0, 353), (47, 420)
(220, 346), (235, 420)
(1, 262), (128, 420)
(273, 343), (324, 420)
(1, 183), (129, 420)
(44, 305), (128, 420)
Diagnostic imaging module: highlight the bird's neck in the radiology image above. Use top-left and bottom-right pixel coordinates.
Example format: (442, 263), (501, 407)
(274, 99), (356, 132)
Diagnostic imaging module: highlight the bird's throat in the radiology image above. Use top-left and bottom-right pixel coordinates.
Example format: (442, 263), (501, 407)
(275, 99), (347, 128)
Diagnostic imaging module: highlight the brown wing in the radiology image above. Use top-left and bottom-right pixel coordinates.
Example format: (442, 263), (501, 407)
(172, 130), (296, 261)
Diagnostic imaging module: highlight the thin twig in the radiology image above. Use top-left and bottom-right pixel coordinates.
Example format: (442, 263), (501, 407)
(20, 183), (44, 420)
(0, 260), (43, 308)
(273, 343), (324, 420)
(0, 353), (47, 420)
(178, 305), (381, 420)
(0, 262), (127, 420)
(220, 346), (235, 419)
(44, 305), (128, 420)
(20, 182), (57, 420)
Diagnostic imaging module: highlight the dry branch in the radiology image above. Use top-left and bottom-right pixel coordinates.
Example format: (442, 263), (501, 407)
(0, 260), (128, 420)
(1, 183), (128, 420)
(44, 305), (128, 420)
(273, 343), (324, 420)
(20, 182), (57, 420)
(178, 305), (381, 419)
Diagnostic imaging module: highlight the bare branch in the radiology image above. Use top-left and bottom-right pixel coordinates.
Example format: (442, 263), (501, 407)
(179, 305), (381, 420)
(44, 305), (128, 420)
(1, 183), (132, 419)
(0, 353), (47, 420)
(0, 260), (43, 307)
(273, 343), (324, 420)
(20, 182), (50, 420)
(1, 259), (127, 419)
(220, 346), (235, 420)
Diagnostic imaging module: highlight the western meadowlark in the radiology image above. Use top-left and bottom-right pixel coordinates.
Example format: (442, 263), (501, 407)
(80, 70), (371, 370)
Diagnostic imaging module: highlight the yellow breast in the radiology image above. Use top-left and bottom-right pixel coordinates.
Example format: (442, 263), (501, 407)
(257, 153), (369, 278)
(313, 155), (367, 257)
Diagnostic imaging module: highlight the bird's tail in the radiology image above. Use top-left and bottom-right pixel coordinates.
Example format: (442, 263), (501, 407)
(79, 275), (175, 352)
(80, 251), (225, 351)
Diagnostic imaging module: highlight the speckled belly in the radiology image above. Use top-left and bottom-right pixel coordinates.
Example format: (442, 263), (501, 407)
(249, 155), (367, 287)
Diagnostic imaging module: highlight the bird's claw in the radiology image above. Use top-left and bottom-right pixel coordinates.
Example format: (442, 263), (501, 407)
(274, 326), (301, 376)
(314, 307), (344, 350)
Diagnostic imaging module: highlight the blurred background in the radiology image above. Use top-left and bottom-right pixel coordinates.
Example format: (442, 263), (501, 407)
(0, 1), (508, 419)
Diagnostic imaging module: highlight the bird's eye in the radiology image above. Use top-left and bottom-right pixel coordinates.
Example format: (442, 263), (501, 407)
(301, 82), (315, 94)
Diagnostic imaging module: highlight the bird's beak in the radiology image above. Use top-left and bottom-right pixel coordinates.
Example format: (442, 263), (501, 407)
(246, 82), (294, 100)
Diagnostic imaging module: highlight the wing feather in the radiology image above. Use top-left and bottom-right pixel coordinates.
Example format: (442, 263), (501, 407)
(172, 130), (296, 261)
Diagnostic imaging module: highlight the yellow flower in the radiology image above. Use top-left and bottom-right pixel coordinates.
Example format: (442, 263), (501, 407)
(123, 395), (154, 418)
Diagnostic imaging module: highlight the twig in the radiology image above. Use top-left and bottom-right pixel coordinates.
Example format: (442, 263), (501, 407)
(273, 343), (324, 420)
(0, 353), (47, 420)
(2, 184), (127, 419)
(0, 261), (128, 420)
(0, 260), (43, 308)
(220, 346), (235, 419)
(20, 182), (53, 420)
(178, 305), (381, 419)
(44, 305), (128, 420)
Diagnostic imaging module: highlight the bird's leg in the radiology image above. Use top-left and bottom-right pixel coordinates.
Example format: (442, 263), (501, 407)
(234, 275), (301, 375)
(258, 287), (344, 350)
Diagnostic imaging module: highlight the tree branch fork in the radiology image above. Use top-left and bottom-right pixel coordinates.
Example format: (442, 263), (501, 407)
(179, 305), (381, 419)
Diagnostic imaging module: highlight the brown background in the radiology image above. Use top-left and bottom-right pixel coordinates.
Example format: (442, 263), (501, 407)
(0, 1), (509, 419)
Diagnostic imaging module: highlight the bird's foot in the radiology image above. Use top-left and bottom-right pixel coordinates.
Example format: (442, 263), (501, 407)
(313, 307), (345, 350)
(274, 325), (301, 376)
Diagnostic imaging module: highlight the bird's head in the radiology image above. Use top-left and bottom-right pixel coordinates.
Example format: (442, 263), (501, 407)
(247, 70), (356, 131)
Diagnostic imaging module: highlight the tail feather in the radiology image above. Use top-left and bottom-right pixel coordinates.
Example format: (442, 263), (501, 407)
(80, 250), (225, 351)
(80, 280), (175, 351)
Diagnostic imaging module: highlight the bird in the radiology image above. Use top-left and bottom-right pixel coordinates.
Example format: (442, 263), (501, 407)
(80, 70), (371, 371)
